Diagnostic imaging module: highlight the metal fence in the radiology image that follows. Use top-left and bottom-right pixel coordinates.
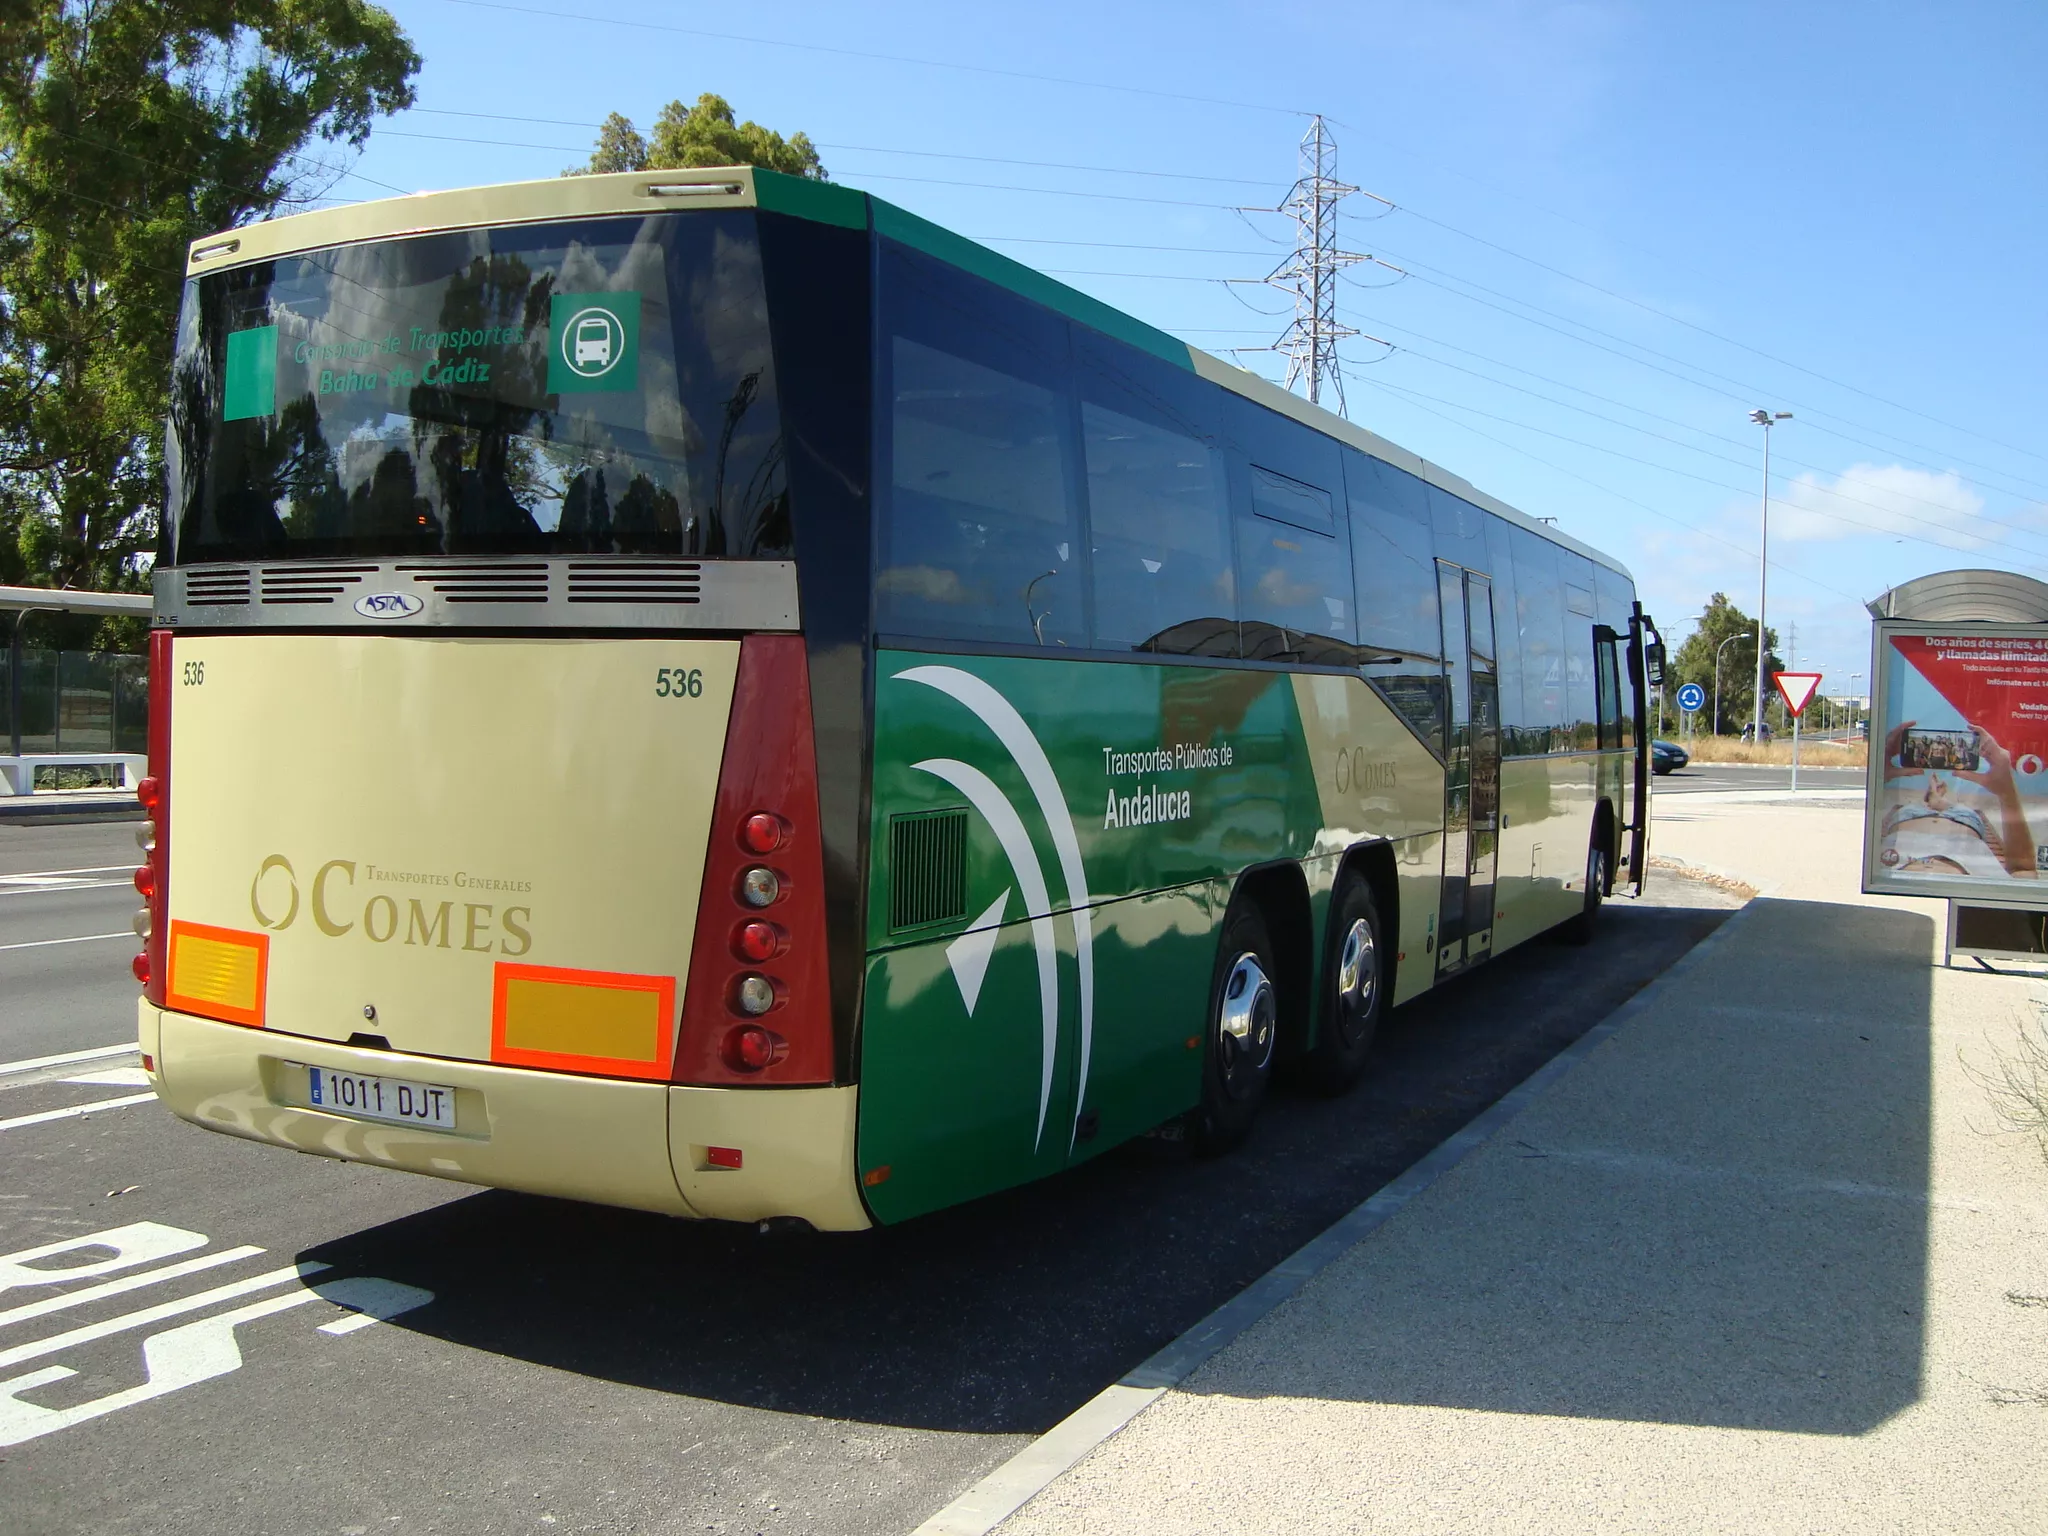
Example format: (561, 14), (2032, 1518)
(2, 649), (149, 756)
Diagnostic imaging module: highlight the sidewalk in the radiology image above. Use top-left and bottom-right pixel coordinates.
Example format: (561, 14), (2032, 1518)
(992, 801), (2048, 1533)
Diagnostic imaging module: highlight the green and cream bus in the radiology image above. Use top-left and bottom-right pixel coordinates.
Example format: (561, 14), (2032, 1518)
(134, 166), (1663, 1230)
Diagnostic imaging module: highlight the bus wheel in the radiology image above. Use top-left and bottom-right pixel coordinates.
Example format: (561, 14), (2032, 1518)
(1557, 828), (1607, 946)
(1303, 879), (1385, 1096)
(1194, 903), (1280, 1154)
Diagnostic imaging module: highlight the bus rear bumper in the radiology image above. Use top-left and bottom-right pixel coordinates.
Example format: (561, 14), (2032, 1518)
(143, 1004), (870, 1231)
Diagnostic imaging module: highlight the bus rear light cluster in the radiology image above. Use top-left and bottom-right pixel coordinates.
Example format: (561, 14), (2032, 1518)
(673, 635), (834, 1087)
(134, 630), (173, 1005)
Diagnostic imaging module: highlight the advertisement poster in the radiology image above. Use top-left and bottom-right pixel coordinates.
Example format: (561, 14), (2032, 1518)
(1870, 630), (2048, 892)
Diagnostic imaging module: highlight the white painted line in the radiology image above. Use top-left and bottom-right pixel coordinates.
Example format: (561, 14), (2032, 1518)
(0, 931), (132, 954)
(0, 1092), (155, 1133)
(0, 865), (135, 879)
(0, 1043), (136, 1077)
(62, 1067), (151, 1088)
(0, 879), (134, 898)
(909, 905), (1762, 1536)
(0, 1262), (330, 1370)
(0, 1246), (266, 1329)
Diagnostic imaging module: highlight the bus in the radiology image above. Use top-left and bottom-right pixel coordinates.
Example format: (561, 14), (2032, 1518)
(134, 165), (1664, 1231)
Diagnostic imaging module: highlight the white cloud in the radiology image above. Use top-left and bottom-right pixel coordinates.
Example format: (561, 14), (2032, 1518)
(1771, 462), (1991, 546)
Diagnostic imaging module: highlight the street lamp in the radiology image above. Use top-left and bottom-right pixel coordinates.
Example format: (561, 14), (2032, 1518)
(1750, 409), (1792, 742)
(1713, 631), (1746, 736)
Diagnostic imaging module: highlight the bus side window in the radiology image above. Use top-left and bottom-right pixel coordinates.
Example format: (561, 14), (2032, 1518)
(1562, 558), (1600, 750)
(1078, 338), (1235, 655)
(1347, 452), (1446, 757)
(1510, 527), (1566, 754)
(875, 244), (1085, 648)
(1595, 629), (1623, 750)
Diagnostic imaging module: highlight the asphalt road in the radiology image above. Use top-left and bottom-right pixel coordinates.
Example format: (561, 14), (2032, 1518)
(1654, 763), (1865, 794)
(0, 817), (1740, 1536)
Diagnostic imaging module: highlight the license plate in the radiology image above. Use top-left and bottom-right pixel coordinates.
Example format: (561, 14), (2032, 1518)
(304, 1065), (456, 1130)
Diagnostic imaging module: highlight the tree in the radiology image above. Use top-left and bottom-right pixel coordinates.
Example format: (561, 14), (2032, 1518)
(0, 0), (419, 647)
(1668, 593), (1783, 735)
(572, 93), (825, 181)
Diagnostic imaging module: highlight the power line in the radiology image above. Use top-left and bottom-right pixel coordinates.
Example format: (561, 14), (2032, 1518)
(1343, 262), (2048, 506)
(429, 0), (1307, 118)
(1343, 371), (1866, 605)
(1351, 373), (2048, 576)
(1372, 201), (2048, 472)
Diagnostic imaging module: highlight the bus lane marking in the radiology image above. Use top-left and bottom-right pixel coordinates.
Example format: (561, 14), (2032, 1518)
(0, 1222), (436, 1448)
(0, 1043), (136, 1078)
(0, 1092), (155, 1133)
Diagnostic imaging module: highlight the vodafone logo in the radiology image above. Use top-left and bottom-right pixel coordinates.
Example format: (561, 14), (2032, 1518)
(2021, 754), (2044, 777)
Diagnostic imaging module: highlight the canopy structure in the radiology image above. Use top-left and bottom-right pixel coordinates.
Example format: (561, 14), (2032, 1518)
(1, 585), (150, 616)
(1866, 570), (2048, 625)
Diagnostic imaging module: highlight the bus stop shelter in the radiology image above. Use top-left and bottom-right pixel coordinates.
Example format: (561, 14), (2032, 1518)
(2, 585), (153, 793)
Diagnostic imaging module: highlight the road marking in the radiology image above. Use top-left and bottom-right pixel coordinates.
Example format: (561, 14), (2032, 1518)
(0, 1043), (136, 1077)
(0, 877), (135, 898)
(0, 1092), (155, 1133)
(909, 905), (1762, 1536)
(0, 931), (133, 954)
(62, 1066), (151, 1087)
(0, 1220), (436, 1449)
(0, 1246), (266, 1328)
(0, 865), (135, 879)
(0, 1261), (330, 1370)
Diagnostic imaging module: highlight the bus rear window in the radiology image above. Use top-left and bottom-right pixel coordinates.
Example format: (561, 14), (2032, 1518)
(166, 211), (788, 562)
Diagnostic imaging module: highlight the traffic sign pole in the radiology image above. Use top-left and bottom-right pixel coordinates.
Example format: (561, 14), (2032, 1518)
(1772, 672), (1823, 792)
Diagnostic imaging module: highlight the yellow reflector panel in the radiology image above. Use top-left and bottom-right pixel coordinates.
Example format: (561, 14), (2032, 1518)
(491, 963), (676, 1081)
(165, 921), (269, 1028)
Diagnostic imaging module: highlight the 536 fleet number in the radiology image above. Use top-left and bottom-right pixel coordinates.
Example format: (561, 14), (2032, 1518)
(654, 667), (703, 698)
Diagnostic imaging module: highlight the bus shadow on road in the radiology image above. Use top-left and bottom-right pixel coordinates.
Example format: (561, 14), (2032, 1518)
(1178, 897), (1936, 1436)
(292, 899), (1747, 1436)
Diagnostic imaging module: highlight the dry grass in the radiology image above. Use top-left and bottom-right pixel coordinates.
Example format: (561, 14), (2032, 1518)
(1673, 735), (1867, 768)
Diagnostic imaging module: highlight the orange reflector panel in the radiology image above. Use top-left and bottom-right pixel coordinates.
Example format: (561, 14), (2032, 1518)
(706, 1146), (742, 1170)
(164, 921), (269, 1028)
(491, 962), (676, 1081)
(862, 1165), (892, 1188)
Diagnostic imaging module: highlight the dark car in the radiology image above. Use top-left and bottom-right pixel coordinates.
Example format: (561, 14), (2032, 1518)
(1651, 740), (1690, 775)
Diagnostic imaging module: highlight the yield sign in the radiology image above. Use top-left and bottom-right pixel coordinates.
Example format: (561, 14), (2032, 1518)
(1773, 671), (1822, 717)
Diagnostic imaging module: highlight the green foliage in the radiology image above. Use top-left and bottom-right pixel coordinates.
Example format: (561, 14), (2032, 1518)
(0, 0), (418, 648)
(1669, 592), (1783, 734)
(573, 93), (826, 181)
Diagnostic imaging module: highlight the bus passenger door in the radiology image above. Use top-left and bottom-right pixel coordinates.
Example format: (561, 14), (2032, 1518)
(1623, 606), (1662, 894)
(1436, 562), (1498, 970)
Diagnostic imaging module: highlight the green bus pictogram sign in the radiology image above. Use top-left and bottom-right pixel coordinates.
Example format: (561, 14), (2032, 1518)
(547, 292), (639, 394)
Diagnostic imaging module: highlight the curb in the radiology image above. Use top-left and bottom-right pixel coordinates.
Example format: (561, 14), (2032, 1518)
(909, 901), (1763, 1536)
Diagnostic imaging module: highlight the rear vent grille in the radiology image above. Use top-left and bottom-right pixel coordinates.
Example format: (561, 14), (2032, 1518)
(566, 560), (701, 604)
(183, 568), (251, 606)
(258, 564), (374, 605)
(396, 562), (549, 603)
(888, 809), (969, 932)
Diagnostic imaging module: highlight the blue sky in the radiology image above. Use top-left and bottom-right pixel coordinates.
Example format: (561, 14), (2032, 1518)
(315, 0), (2048, 697)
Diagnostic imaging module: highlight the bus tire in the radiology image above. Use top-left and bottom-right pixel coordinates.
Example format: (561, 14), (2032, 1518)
(1193, 902), (1281, 1155)
(1557, 824), (1608, 946)
(1302, 878), (1385, 1096)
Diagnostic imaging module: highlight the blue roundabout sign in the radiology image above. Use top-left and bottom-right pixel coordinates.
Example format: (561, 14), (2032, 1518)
(1675, 682), (1706, 713)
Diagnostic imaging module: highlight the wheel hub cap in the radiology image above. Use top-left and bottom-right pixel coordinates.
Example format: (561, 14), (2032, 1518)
(1218, 952), (1276, 1097)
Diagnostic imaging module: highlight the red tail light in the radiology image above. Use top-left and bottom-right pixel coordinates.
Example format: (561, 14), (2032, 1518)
(137, 629), (172, 1005)
(673, 635), (833, 1085)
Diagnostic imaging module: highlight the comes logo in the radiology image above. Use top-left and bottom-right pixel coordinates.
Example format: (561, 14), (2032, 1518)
(249, 855), (533, 955)
(353, 592), (424, 620)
